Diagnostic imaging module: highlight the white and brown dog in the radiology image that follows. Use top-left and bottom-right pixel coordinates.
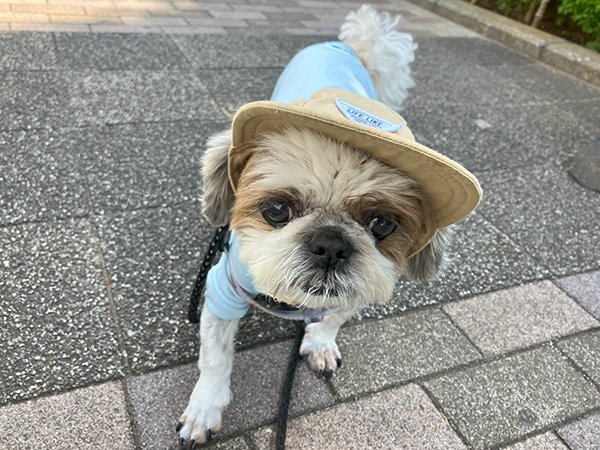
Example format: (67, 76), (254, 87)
(178, 5), (481, 446)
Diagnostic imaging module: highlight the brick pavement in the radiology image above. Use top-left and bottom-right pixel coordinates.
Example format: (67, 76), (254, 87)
(1, 1), (600, 449)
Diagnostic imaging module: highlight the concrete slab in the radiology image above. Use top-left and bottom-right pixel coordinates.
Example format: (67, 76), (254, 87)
(0, 128), (89, 225)
(127, 341), (334, 449)
(65, 70), (225, 126)
(477, 164), (600, 276)
(0, 382), (134, 450)
(557, 330), (600, 386)
(558, 99), (600, 131)
(252, 384), (466, 449)
(444, 281), (598, 355)
(198, 68), (281, 114)
(0, 219), (123, 404)
(77, 121), (226, 213)
(362, 213), (550, 318)
(332, 309), (480, 398)
(0, 32), (58, 70)
(558, 413), (600, 450)
(504, 432), (568, 449)
(556, 271), (600, 319)
(54, 32), (188, 69)
(424, 347), (600, 449)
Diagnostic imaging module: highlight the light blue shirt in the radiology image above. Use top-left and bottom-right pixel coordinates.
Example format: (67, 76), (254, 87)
(204, 42), (376, 320)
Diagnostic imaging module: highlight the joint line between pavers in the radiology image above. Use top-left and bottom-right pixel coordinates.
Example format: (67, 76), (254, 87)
(551, 277), (600, 320)
(120, 378), (144, 450)
(418, 382), (473, 448)
(438, 305), (485, 358)
(552, 337), (600, 394)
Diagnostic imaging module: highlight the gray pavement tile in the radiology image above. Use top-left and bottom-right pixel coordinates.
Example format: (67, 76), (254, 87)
(203, 437), (249, 450)
(54, 32), (188, 70)
(556, 271), (600, 319)
(504, 432), (568, 449)
(0, 382), (134, 450)
(424, 347), (600, 449)
(0, 129), (89, 225)
(490, 63), (600, 105)
(171, 34), (329, 69)
(252, 384), (466, 450)
(66, 70), (225, 126)
(557, 330), (600, 386)
(198, 68), (280, 114)
(403, 101), (595, 171)
(333, 309), (480, 398)
(0, 70), (70, 132)
(558, 99), (600, 131)
(0, 32), (58, 70)
(477, 164), (600, 276)
(416, 36), (532, 68)
(0, 219), (123, 405)
(558, 413), (600, 450)
(77, 121), (226, 213)
(127, 341), (334, 449)
(443, 281), (599, 356)
(361, 213), (550, 317)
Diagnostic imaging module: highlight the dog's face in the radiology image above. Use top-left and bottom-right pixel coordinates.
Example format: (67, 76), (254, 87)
(202, 127), (449, 311)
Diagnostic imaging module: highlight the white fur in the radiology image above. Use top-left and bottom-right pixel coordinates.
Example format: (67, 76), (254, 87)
(339, 4), (417, 111)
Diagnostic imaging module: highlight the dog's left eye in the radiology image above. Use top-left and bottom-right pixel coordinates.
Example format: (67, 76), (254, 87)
(262, 200), (293, 226)
(369, 216), (396, 240)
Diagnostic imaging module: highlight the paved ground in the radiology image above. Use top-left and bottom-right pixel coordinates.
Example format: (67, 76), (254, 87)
(1, 0), (599, 449)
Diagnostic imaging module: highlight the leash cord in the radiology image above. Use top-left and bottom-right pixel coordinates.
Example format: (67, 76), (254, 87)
(276, 320), (305, 450)
(188, 225), (229, 323)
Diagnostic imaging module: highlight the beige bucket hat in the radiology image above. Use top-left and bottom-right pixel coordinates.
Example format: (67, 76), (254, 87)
(228, 88), (482, 251)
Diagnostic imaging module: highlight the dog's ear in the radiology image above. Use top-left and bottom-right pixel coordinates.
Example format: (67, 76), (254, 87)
(201, 129), (234, 226)
(404, 226), (453, 281)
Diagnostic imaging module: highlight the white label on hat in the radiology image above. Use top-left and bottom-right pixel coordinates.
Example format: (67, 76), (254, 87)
(335, 98), (402, 133)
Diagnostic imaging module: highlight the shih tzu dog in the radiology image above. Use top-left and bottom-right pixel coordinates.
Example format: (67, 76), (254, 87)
(178, 4), (481, 446)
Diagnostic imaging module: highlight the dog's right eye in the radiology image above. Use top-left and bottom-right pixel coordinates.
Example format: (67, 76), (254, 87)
(262, 200), (292, 226)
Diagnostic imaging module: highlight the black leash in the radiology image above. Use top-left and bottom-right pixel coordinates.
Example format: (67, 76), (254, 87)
(187, 226), (305, 449)
(188, 225), (229, 323)
(276, 321), (305, 450)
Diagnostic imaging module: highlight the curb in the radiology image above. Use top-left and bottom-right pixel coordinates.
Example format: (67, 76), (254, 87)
(407, 0), (600, 87)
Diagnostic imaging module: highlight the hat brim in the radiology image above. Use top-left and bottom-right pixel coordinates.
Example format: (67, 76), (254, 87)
(229, 96), (481, 232)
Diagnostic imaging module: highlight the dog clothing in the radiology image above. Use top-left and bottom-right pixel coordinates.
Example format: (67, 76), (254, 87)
(204, 42), (375, 321)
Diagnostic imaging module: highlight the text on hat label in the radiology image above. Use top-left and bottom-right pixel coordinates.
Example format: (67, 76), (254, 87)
(335, 98), (402, 133)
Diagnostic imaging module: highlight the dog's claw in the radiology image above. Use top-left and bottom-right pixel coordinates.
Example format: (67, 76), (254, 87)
(317, 369), (324, 379)
(324, 370), (333, 381)
(176, 422), (183, 432)
(188, 439), (195, 450)
(206, 429), (213, 441)
(179, 437), (185, 447)
(336, 358), (342, 368)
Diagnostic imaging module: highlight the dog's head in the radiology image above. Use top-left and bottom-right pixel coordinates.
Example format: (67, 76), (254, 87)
(201, 127), (452, 310)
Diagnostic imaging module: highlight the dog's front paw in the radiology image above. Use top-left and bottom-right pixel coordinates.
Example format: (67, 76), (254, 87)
(300, 329), (342, 380)
(177, 387), (229, 447)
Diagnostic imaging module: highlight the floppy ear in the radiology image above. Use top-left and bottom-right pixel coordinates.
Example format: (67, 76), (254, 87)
(404, 226), (453, 281)
(201, 129), (234, 226)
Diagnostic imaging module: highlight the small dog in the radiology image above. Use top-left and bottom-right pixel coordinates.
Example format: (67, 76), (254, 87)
(178, 5), (481, 445)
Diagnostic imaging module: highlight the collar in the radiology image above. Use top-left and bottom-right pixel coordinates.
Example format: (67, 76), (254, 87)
(224, 241), (333, 323)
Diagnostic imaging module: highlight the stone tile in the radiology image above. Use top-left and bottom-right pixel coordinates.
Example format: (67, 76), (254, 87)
(0, 12), (49, 22)
(0, 70), (71, 132)
(252, 384), (466, 450)
(477, 164), (600, 276)
(127, 341), (335, 449)
(162, 26), (227, 34)
(186, 18), (248, 27)
(50, 14), (122, 25)
(557, 330), (600, 386)
(0, 219), (123, 404)
(444, 281), (598, 356)
(556, 271), (600, 319)
(65, 70), (225, 126)
(198, 68), (281, 113)
(77, 121), (226, 213)
(558, 413), (600, 450)
(0, 129), (89, 225)
(11, 23), (91, 32)
(204, 437), (249, 450)
(89, 24), (162, 33)
(557, 99), (600, 131)
(210, 10), (267, 20)
(0, 382), (134, 450)
(362, 213), (550, 317)
(333, 309), (480, 398)
(54, 32), (188, 69)
(402, 101), (595, 172)
(504, 432), (568, 449)
(424, 347), (600, 449)
(491, 63), (600, 105)
(0, 32), (58, 70)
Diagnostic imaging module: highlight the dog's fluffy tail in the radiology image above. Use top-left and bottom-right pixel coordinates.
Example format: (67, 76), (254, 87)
(338, 4), (417, 111)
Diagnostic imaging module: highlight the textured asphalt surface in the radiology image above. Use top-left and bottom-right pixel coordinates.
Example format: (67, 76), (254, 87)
(1, 16), (599, 450)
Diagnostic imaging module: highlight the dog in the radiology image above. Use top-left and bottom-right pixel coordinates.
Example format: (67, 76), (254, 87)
(177, 5), (481, 446)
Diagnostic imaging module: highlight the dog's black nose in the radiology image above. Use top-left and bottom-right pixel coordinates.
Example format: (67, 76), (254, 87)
(307, 228), (355, 267)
